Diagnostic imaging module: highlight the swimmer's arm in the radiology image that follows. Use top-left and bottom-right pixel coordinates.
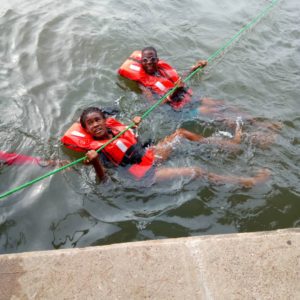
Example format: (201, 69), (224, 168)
(132, 116), (142, 126)
(85, 150), (106, 181)
(139, 84), (156, 102)
(191, 60), (208, 72)
(181, 60), (208, 78)
(139, 84), (171, 104)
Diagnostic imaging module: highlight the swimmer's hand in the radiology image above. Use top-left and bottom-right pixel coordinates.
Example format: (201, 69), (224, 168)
(132, 116), (142, 127)
(191, 60), (208, 72)
(174, 77), (185, 87)
(84, 150), (98, 164)
(163, 77), (185, 103)
(165, 95), (172, 103)
(85, 150), (106, 181)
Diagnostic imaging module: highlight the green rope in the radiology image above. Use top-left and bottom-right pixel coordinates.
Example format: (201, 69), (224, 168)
(0, 0), (279, 200)
(139, 0), (279, 119)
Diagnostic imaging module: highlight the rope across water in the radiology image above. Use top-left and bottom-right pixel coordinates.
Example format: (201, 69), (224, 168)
(0, 0), (279, 200)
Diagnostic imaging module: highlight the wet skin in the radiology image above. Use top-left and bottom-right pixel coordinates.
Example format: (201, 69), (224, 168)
(82, 112), (270, 188)
(84, 112), (111, 140)
(141, 49), (159, 75)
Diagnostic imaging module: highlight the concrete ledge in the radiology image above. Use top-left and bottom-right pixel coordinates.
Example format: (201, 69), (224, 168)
(1, 229), (299, 299)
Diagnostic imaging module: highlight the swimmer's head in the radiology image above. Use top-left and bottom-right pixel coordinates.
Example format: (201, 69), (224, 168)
(80, 107), (108, 139)
(141, 46), (159, 75)
(80, 107), (105, 128)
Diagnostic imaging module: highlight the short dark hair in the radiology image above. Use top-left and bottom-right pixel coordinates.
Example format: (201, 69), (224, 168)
(141, 46), (158, 57)
(80, 107), (105, 129)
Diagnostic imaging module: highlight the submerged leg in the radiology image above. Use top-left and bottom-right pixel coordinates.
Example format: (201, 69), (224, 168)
(197, 98), (279, 129)
(153, 124), (244, 162)
(244, 131), (278, 149)
(153, 128), (205, 161)
(154, 167), (270, 188)
(198, 97), (247, 117)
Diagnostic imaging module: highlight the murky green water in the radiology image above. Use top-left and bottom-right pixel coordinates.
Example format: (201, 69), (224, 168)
(0, 0), (299, 254)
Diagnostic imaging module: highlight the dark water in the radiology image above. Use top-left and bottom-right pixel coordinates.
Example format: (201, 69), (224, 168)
(0, 0), (299, 254)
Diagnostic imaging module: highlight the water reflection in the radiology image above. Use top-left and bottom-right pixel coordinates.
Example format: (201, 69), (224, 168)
(0, 219), (26, 252)
(50, 209), (121, 249)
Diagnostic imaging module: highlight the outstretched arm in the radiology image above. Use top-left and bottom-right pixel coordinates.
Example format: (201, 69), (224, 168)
(85, 150), (106, 181)
(181, 60), (208, 79)
(165, 60), (208, 101)
(191, 60), (208, 72)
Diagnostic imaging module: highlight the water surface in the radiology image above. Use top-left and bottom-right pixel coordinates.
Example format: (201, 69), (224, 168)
(0, 0), (299, 253)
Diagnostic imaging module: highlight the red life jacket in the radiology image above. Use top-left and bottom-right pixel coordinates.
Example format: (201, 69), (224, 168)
(61, 118), (154, 179)
(118, 50), (192, 110)
(0, 151), (40, 166)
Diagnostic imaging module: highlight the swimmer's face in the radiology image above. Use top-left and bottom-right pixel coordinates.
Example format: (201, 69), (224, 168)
(141, 49), (159, 75)
(84, 112), (108, 139)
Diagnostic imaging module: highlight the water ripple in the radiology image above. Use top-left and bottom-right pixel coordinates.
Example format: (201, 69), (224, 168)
(1, 0), (300, 253)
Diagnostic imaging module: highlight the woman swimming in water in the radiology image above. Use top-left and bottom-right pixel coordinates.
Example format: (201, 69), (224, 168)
(62, 107), (270, 188)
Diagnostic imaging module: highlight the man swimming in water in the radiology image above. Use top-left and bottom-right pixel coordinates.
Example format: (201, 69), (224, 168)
(118, 46), (282, 146)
